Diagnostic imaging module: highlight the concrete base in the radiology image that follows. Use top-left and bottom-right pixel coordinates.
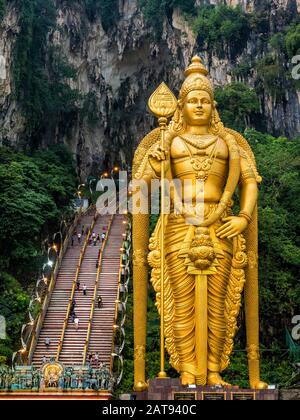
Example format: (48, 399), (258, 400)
(134, 378), (279, 401)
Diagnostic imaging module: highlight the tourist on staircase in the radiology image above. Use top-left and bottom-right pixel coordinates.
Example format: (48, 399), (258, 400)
(44, 337), (51, 349)
(74, 316), (79, 331)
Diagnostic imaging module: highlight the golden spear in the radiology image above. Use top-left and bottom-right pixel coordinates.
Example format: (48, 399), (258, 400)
(148, 82), (177, 378)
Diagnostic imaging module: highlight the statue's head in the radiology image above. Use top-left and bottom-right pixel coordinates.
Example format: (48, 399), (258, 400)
(181, 90), (213, 128)
(172, 56), (222, 134)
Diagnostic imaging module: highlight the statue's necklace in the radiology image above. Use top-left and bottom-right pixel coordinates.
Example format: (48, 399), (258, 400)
(179, 135), (219, 182)
(180, 134), (218, 150)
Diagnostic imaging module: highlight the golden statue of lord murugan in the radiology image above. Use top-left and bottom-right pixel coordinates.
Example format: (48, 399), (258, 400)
(132, 56), (268, 391)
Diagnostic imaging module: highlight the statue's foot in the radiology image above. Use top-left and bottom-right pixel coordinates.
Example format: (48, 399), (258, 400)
(181, 372), (196, 386)
(251, 381), (268, 390)
(207, 372), (232, 387)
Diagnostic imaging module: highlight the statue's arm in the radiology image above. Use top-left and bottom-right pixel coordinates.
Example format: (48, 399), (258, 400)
(238, 155), (258, 222)
(217, 154), (258, 239)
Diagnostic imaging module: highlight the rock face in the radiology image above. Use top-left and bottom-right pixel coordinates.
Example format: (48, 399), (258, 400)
(0, 0), (299, 178)
(0, 5), (25, 146)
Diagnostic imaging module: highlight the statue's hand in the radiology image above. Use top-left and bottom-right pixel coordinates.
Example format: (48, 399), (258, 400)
(149, 144), (170, 176)
(216, 216), (248, 239)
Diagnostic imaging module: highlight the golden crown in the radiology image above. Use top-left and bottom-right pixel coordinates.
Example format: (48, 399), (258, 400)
(179, 56), (214, 100)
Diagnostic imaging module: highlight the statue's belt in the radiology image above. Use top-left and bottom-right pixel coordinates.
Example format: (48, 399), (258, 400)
(165, 213), (233, 261)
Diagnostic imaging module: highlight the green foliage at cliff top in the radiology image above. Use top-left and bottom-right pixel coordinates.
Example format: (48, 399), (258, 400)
(192, 4), (250, 58)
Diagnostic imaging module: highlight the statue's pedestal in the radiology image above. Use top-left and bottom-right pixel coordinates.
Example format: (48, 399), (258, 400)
(134, 378), (278, 401)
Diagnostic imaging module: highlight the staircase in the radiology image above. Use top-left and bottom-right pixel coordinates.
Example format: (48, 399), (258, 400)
(31, 211), (126, 373)
(58, 216), (110, 366)
(87, 215), (126, 367)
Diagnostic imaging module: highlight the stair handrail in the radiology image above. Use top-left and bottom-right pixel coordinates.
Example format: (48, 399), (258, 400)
(26, 205), (89, 365)
(55, 211), (98, 361)
(82, 214), (115, 367)
(109, 220), (127, 372)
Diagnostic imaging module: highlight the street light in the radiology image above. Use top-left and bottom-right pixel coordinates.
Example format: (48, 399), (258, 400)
(77, 183), (85, 199)
(110, 166), (120, 179)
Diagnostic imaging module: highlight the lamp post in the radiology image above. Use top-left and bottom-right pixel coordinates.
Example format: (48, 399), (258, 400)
(88, 178), (97, 196)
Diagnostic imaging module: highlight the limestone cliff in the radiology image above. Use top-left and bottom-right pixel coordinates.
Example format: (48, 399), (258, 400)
(0, 0), (299, 178)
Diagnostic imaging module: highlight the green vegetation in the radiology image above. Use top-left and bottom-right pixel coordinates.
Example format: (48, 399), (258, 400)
(193, 5), (250, 58)
(255, 22), (300, 97)
(246, 130), (300, 341)
(215, 82), (260, 132)
(13, 0), (81, 147)
(0, 273), (30, 364)
(0, 0), (5, 22)
(285, 23), (300, 59)
(0, 145), (77, 361)
(139, 0), (195, 38)
(139, 2), (299, 102)
(255, 54), (286, 100)
(84, 0), (119, 31)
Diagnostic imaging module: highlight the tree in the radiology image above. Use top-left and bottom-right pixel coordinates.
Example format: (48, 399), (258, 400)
(215, 82), (260, 132)
(0, 144), (77, 361)
(192, 5), (250, 58)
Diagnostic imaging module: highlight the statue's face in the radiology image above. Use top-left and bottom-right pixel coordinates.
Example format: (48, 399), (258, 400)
(182, 90), (213, 126)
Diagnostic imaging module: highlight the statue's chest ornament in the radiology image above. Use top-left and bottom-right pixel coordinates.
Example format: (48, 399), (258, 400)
(179, 135), (219, 181)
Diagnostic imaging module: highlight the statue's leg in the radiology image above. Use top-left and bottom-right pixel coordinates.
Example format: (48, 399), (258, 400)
(207, 250), (232, 386)
(166, 251), (197, 383)
(164, 216), (198, 383)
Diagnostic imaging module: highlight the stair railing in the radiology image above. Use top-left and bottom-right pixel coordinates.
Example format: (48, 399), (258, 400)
(82, 214), (114, 367)
(55, 212), (98, 361)
(26, 205), (89, 365)
(109, 217), (129, 385)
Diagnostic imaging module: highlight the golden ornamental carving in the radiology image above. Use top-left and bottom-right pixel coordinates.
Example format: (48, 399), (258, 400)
(134, 345), (146, 361)
(248, 250), (258, 269)
(148, 82), (177, 119)
(188, 227), (216, 270)
(42, 362), (63, 388)
(133, 249), (148, 267)
(247, 345), (260, 361)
